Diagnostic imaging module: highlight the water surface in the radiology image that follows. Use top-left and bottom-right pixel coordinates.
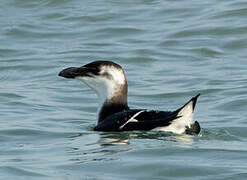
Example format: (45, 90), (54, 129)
(1, 0), (247, 179)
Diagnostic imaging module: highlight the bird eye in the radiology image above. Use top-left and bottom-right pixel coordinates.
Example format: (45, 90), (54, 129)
(90, 67), (100, 75)
(101, 71), (111, 78)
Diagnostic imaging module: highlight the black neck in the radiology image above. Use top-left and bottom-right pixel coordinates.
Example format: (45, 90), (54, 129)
(98, 101), (129, 123)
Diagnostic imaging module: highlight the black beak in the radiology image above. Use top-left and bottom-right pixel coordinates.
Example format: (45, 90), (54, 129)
(58, 67), (80, 78)
(58, 66), (98, 79)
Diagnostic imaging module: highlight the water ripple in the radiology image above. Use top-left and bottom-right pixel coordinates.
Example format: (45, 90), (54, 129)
(1, 0), (247, 179)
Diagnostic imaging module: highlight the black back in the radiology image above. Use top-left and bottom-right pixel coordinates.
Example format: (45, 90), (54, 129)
(94, 109), (179, 131)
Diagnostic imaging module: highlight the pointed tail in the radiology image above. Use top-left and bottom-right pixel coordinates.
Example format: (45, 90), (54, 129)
(178, 93), (200, 113)
(163, 93), (200, 134)
(177, 93), (200, 134)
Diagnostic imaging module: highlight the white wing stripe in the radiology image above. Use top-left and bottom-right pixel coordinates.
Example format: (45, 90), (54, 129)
(119, 110), (145, 130)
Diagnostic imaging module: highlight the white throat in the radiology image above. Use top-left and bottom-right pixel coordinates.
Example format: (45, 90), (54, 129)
(76, 75), (126, 122)
(76, 76), (119, 100)
(75, 65), (128, 123)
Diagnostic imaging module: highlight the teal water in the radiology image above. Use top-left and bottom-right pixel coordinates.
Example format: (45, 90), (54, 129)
(1, 0), (247, 179)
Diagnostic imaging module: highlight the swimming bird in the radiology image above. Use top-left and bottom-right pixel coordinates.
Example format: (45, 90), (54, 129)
(59, 61), (200, 134)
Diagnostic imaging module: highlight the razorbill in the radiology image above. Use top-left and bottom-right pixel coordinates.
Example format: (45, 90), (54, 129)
(59, 61), (200, 134)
